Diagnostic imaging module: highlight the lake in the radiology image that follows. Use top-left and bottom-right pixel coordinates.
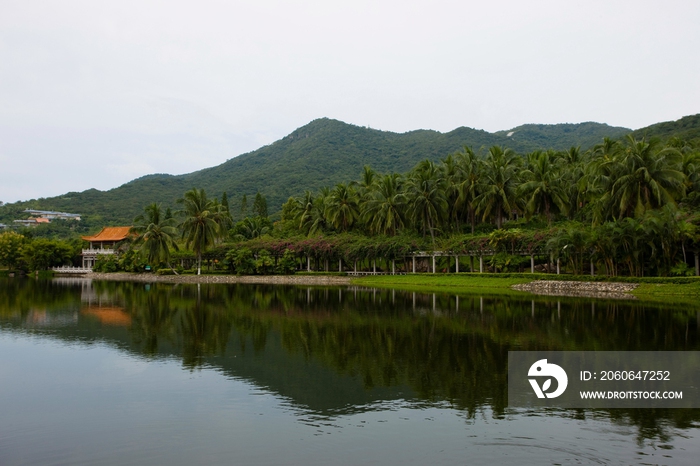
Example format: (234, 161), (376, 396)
(1, 277), (698, 465)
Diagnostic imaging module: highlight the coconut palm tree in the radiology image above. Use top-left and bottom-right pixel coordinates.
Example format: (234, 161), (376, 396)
(609, 136), (685, 219)
(441, 154), (461, 231)
(454, 146), (481, 234)
(178, 188), (222, 275)
(130, 203), (179, 272)
(362, 173), (407, 235)
(291, 188), (330, 236)
(473, 146), (522, 229)
(406, 160), (447, 243)
(325, 183), (359, 232)
(234, 216), (271, 240)
(518, 151), (569, 224)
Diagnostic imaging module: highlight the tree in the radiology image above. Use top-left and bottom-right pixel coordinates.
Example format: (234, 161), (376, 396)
(518, 151), (569, 224)
(454, 146), (481, 234)
(0, 231), (26, 270)
(362, 173), (407, 235)
(233, 216), (272, 240)
(130, 203), (179, 272)
(253, 192), (268, 218)
(292, 189), (329, 236)
(240, 194), (248, 218)
(21, 238), (73, 271)
(608, 136), (685, 219)
(325, 183), (359, 232)
(178, 188), (223, 275)
(474, 146), (522, 228)
(221, 192), (230, 215)
(406, 160), (447, 243)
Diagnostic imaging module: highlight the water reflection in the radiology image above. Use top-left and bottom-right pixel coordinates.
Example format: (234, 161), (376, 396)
(0, 277), (699, 449)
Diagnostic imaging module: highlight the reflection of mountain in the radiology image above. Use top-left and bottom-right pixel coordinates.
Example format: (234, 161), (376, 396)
(1, 278), (699, 428)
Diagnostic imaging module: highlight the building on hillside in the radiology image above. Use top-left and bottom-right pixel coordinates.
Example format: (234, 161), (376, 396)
(13, 217), (50, 227)
(81, 226), (132, 269)
(24, 209), (81, 221)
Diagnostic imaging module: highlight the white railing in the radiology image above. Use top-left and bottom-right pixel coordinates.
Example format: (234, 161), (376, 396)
(52, 266), (92, 274)
(81, 248), (115, 255)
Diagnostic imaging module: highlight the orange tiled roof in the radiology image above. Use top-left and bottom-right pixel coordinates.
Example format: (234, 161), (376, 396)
(81, 226), (132, 242)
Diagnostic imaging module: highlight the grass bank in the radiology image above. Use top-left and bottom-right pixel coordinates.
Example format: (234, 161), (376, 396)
(351, 273), (700, 301)
(351, 273), (532, 295)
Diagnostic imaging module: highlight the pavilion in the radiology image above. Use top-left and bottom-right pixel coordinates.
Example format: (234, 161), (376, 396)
(81, 227), (132, 269)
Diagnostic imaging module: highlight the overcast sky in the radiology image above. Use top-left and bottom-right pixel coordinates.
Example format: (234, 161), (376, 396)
(1, 0), (699, 204)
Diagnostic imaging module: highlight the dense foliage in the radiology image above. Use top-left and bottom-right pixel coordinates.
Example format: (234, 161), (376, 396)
(3, 116), (700, 278)
(0, 117), (634, 225)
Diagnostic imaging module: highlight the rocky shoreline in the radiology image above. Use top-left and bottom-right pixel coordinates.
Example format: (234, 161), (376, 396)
(511, 280), (639, 299)
(84, 272), (352, 286)
(78, 273), (640, 298)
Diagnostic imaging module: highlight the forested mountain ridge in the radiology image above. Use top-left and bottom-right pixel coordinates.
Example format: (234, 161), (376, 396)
(629, 114), (700, 143)
(2, 115), (697, 225)
(493, 122), (630, 151)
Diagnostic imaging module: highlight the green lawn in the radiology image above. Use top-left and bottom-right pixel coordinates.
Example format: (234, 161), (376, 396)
(351, 273), (532, 295)
(352, 273), (700, 302)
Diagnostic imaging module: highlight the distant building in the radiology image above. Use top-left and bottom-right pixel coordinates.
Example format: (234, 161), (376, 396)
(13, 218), (50, 227)
(24, 209), (81, 221)
(81, 227), (132, 269)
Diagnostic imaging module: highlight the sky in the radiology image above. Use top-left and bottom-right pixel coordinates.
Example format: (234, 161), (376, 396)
(1, 0), (699, 204)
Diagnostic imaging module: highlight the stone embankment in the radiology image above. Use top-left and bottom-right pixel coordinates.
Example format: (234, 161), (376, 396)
(511, 280), (638, 299)
(85, 272), (351, 286)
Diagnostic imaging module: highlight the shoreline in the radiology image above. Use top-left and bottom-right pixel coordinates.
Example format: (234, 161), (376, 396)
(511, 280), (638, 299)
(80, 272), (641, 299)
(84, 272), (352, 286)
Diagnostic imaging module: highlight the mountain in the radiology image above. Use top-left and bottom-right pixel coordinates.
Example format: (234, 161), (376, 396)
(494, 122), (630, 151)
(2, 116), (693, 226)
(629, 114), (700, 143)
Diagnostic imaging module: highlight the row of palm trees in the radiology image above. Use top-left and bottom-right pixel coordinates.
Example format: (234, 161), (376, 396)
(125, 136), (699, 275)
(130, 188), (231, 274)
(282, 136), (699, 239)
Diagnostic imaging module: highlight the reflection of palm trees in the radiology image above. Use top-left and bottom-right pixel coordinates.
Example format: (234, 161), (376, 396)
(130, 290), (178, 356)
(179, 287), (235, 368)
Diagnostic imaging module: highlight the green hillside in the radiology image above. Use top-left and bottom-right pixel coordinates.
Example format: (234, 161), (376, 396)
(494, 122), (630, 151)
(629, 114), (700, 143)
(2, 116), (693, 226)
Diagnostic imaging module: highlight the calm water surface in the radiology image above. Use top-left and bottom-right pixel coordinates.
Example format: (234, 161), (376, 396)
(0, 277), (699, 465)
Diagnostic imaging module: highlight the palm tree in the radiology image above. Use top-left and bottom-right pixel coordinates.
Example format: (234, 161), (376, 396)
(406, 160), (447, 243)
(454, 146), (481, 234)
(362, 173), (407, 235)
(518, 151), (569, 224)
(130, 203), (179, 272)
(583, 137), (620, 223)
(178, 188), (222, 275)
(234, 216), (271, 240)
(609, 136), (685, 219)
(441, 154), (461, 231)
(681, 151), (700, 205)
(473, 146), (522, 228)
(291, 188), (329, 236)
(325, 183), (359, 232)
